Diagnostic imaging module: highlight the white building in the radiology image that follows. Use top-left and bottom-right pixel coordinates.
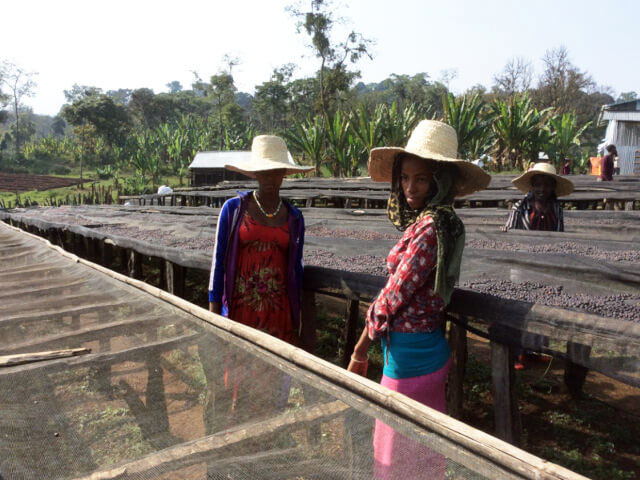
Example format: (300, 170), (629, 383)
(598, 99), (640, 175)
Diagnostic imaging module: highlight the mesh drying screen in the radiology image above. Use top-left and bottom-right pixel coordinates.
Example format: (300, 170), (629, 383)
(0, 222), (566, 480)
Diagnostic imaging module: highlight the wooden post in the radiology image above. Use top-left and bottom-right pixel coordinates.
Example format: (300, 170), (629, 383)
(564, 342), (591, 398)
(491, 341), (521, 446)
(73, 233), (86, 257)
(102, 239), (114, 267)
(446, 317), (467, 420)
(128, 249), (143, 280)
(300, 289), (317, 354)
(164, 260), (185, 297)
(341, 295), (360, 367)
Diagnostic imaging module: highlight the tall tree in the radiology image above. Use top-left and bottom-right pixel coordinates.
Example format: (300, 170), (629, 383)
(253, 64), (295, 131)
(534, 46), (595, 115)
(493, 57), (533, 96)
(166, 81), (183, 94)
(210, 73), (237, 149)
(0, 61), (37, 160)
(62, 89), (130, 183)
(289, 0), (372, 118)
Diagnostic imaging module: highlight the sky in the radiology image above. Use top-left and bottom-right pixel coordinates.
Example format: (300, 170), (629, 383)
(2, 0), (639, 116)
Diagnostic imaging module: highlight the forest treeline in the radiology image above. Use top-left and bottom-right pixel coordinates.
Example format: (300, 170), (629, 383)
(0, 1), (637, 194)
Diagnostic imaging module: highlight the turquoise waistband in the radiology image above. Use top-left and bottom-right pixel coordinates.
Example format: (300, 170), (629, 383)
(381, 330), (451, 380)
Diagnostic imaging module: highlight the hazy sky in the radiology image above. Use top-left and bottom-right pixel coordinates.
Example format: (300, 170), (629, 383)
(3, 0), (638, 116)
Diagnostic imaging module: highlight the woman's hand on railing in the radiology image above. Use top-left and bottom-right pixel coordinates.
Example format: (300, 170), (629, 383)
(347, 353), (369, 377)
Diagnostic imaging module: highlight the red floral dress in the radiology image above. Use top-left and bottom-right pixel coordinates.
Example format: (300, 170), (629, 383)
(229, 212), (295, 343)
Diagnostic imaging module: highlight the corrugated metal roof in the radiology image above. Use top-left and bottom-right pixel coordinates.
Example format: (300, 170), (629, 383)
(602, 111), (640, 122)
(605, 99), (640, 112)
(188, 151), (251, 169)
(188, 151), (297, 169)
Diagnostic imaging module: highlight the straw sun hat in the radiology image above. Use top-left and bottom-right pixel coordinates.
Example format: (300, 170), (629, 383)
(512, 162), (574, 197)
(225, 135), (313, 178)
(368, 120), (490, 197)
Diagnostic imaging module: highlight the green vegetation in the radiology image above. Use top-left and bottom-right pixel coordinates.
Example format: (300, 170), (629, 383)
(1, 16), (619, 198)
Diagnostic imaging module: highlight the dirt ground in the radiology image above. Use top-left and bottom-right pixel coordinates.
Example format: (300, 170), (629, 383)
(316, 295), (640, 479)
(461, 333), (639, 479)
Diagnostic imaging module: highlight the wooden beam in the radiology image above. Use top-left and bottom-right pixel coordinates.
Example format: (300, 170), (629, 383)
(0, 300), (133, 328)
(72, 400), (348, 480)
(0, 316), (161, 355)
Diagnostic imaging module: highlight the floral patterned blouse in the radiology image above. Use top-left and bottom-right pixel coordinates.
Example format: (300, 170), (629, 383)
(230, 212), (295, 343)
(366, 215), (444, 341)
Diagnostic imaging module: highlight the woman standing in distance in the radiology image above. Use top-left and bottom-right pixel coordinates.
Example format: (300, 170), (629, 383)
(348, 120), (490, 478)
(208, 135), (313, 344)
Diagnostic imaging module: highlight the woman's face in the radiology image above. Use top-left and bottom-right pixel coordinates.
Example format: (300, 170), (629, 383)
(531, 175), (555, 203)
(399, 155), (433, 209)
(255, 169), (286, 194)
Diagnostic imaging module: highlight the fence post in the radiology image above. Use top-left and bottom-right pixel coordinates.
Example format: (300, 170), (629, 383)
(491, 341), (521, 446)
(446, 315), (467, 420)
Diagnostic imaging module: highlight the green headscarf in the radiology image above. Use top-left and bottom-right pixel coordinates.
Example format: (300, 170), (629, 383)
(386, 158), (465, 305)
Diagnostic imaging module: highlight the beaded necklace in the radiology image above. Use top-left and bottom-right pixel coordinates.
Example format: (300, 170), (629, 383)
(254, 192), (283, 218)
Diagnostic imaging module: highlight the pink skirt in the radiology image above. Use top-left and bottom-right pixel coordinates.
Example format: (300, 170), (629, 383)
(373, 358), (451, 479)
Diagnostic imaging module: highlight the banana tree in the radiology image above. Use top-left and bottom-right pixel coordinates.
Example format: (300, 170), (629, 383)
(349, 103), (385, 175)
(490, 94), (551, 171)
(325, 111), (351, 177)
(379, 101), (422, 147)
(442, 92), (492, 160)
(546, 113), (591, 170)
(284, 115), (326, 176)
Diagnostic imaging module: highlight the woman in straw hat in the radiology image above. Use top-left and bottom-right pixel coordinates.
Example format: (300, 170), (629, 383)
(347, 120), (490, 478)
(503, 162), (574, 233)
(503, 162), (574, 370)
(208, 135), (313, 344)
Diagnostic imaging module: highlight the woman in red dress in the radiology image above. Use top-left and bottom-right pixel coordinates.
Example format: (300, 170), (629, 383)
(209, 135), (312, 344)
(205, 135), (312, 428)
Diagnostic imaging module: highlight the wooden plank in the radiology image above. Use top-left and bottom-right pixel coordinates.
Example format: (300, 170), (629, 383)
(0, 316), (161, 355)
(0, 347), (90, 367)
(73, 400), (349, 480)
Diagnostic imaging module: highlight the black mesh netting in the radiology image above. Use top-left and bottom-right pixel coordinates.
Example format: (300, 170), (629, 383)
(0, 223), (533, 480)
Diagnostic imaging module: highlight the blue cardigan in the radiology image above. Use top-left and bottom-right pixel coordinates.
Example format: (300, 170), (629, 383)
(208, 191), (305, 332)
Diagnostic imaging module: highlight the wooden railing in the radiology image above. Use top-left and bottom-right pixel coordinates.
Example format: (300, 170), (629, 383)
(2, 210), (638, 446)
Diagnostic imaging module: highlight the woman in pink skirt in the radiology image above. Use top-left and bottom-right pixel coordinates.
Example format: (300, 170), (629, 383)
(348, 120), (490, 479)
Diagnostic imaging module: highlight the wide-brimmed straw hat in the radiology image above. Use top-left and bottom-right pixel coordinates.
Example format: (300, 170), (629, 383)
(368, 120), (490, 197)
(225, 135), (314, 178)
(512, 162), (574, 197)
